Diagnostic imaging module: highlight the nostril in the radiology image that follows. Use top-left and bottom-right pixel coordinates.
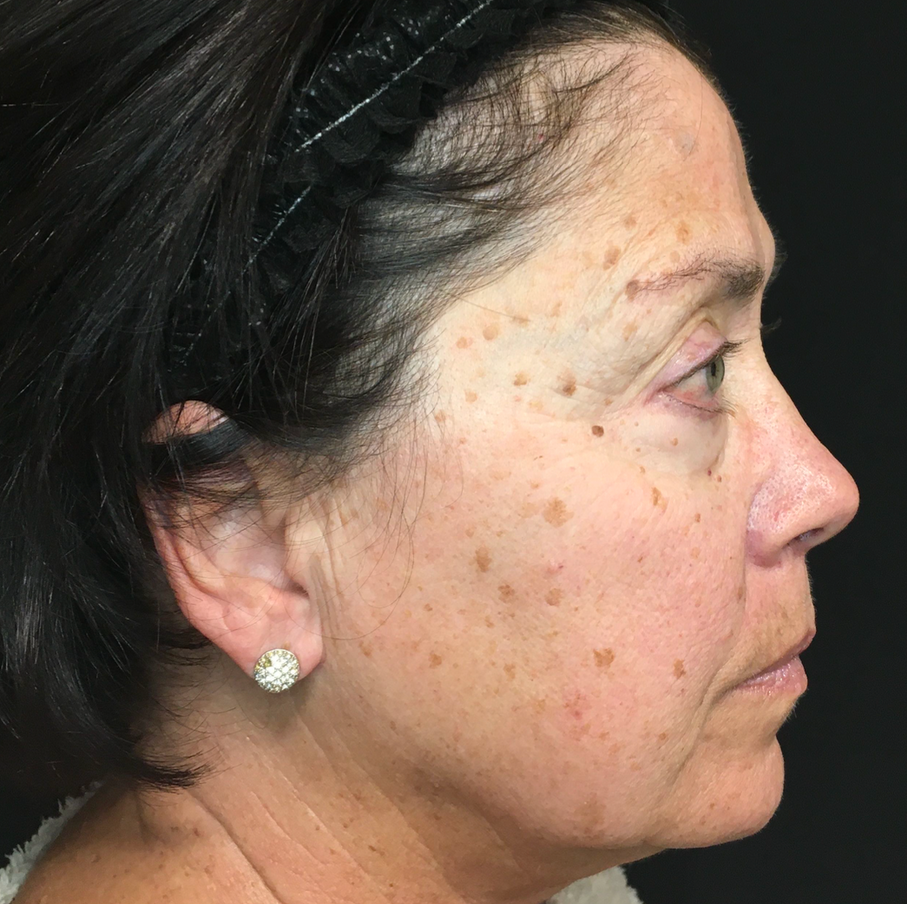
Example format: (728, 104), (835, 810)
(793, 529), (820, 547)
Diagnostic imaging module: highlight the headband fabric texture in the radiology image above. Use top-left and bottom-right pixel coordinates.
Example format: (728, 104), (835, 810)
(173, 0), (580, 387)
(260, 0), (579, 262)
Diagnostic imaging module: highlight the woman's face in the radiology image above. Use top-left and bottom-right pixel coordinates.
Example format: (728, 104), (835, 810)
(290, 45), (859, 871)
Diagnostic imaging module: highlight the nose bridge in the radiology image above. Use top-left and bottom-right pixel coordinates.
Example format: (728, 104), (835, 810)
(746, 374), (859, 563)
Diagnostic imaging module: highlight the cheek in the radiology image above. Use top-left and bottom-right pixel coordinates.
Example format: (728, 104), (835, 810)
(406, 425), (748, 732)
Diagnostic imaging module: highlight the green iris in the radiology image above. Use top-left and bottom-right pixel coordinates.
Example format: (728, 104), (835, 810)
(705, 355), (726, 395)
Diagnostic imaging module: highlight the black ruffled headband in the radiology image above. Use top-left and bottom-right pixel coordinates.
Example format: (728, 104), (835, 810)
(174, 0), (579, 385)
(258, 0), (579, 265)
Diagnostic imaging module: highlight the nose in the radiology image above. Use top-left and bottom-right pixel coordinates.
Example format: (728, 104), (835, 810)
(746, 375), (860, 565)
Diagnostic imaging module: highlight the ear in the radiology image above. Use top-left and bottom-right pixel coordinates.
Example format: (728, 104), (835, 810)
(144, 406), (324, 684)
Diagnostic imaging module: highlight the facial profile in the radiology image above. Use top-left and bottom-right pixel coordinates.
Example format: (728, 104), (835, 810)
(0, 7), (861, 903)
(141, 41), (860, 901)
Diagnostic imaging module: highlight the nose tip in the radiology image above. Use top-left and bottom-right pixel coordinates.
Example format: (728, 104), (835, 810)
(787, 449), (859, 555)
(748, 382), (861, 563)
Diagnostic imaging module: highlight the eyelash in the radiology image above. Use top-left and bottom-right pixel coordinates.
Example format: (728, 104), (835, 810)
(670, 339), (748, 417)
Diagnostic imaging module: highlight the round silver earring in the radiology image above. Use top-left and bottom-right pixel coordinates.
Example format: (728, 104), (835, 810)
(253, 649), (300, 693)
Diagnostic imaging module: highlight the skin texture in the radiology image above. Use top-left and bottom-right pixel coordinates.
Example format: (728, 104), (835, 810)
(18, 43), (859, 904)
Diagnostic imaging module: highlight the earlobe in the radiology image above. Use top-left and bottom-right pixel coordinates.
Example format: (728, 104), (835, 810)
(146, 500), (325, 686)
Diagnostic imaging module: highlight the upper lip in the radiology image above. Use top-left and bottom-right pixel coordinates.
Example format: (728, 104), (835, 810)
(745, 628), (816, 681)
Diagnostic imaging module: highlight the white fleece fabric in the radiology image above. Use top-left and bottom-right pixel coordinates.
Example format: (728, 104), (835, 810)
(0, 786), (643, 904)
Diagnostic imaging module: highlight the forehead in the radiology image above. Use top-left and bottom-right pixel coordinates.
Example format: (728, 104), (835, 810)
(596, 43), (769, 253)
(468, 44), (774, 326)
(429, 45), (775, 388)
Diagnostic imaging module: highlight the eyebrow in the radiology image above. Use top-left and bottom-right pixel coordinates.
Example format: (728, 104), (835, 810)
(626, 245), (787, 310)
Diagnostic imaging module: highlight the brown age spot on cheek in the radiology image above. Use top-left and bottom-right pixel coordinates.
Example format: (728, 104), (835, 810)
(483, 324), (500, 341)
(623, 214), (638, 229)
(594, 648), (615, 669)
(559, 373), (577, 397)
(430, 653), (443, 668)
(675, 221), (692, 244)
(456, 337), (473, 349)
(694, 513), (702, 523)
(498, 584), (516, 603)
(513, 372), (529, 387)
(674, 660), (686, 678)
(691, 547), (700, 559)
(592, 425), (604, 437)
(503, 663), (517, 681)
(625, 280), (641, 300)
(603, 246), (622, 268)
(359, 642), (372, 658)
(545, 588), (563, 607)
(542, 498), (574, 526)
(623, 321), (639, 341)
(652, 487), (668, 510)
(465, 391), (478, 403)
(475, 547), (492, 572)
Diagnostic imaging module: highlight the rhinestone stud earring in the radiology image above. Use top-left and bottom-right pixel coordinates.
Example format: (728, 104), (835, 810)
(253, 649), (300, 693)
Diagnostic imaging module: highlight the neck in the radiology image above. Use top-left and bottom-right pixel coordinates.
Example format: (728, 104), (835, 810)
(103, 663), (619, 904)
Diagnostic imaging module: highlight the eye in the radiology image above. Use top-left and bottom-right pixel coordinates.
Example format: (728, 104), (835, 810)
(669, 340), (747, 415)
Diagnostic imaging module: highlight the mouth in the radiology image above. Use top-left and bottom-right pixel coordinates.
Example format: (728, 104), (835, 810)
(740, 628), (816, 685)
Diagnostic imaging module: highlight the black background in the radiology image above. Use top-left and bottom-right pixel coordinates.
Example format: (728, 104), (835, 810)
(2, 2), (903, 901)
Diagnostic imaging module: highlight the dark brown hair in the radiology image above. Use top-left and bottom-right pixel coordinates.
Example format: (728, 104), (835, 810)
(0, 0), (713, 797)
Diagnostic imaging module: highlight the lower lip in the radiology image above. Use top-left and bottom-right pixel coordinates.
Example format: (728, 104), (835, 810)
(735, 655), (808, 694)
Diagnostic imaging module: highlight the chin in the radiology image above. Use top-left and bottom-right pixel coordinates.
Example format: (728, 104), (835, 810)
(652, 737), (787, 850)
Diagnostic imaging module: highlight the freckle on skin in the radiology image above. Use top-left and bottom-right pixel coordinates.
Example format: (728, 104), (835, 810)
(549, 301), (563, 318)
(594, 648), (615, 669)
(691, 547), (700, 559)
(424, 603), (433, 612)
(603, 246), (622, 268)
(639, 466), (646, 475)
(498, 584), (516, 602)
(465, 391), (478, 403)
(624, 214), (638, 229)
(483, 324), (500, 341)
(485, 616), (495, 628)
(434, 411), (447, 424)
(671, 437), (679, 446)
(456, 337), (472, 349)
(694, 513), (701, 523)
(504, 663), (517, 680)
(545, 588), (563, 607)
(543, 498), (574, 526)
(625, 279), (641, 299)
(430, 653), (443, 668)
(652, 487), (666, 509)
(676, 221), (692, 244)
(475, 547), (492, 572)
(592, 425), (604, 437)
(560, 373), (577, 396)
(623, 321), (639, 341)
(514, 372), (529, 386)
(674, 660), (686, 678)
(359, 642), (372, 658)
